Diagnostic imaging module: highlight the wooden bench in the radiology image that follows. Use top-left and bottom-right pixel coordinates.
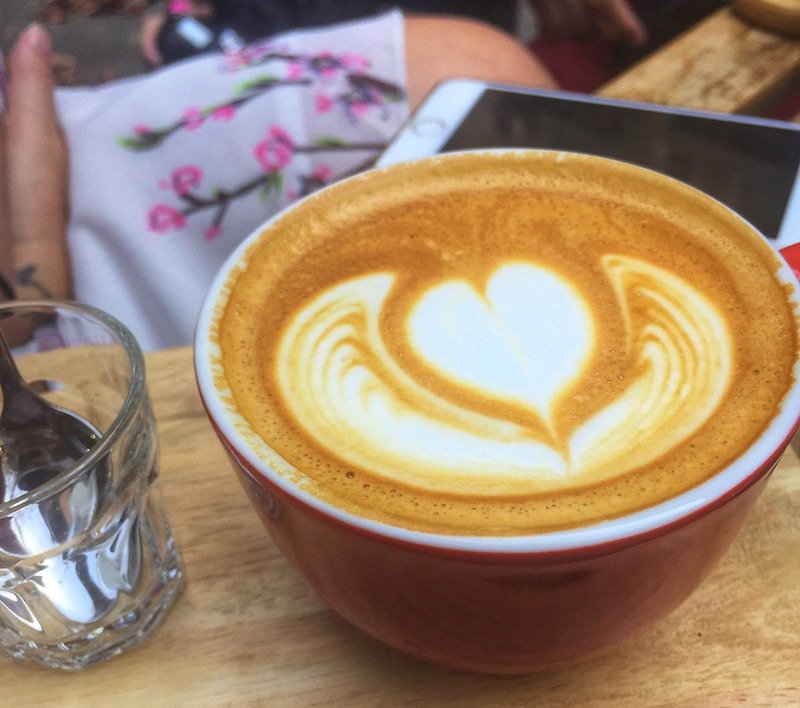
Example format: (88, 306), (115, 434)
(598, 5), (800, 116)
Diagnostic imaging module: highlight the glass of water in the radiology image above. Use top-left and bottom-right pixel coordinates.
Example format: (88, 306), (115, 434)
(0, 301), (184, 670)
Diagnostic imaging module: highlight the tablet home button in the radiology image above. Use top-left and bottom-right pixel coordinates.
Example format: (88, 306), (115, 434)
(411, 116), (448, 137)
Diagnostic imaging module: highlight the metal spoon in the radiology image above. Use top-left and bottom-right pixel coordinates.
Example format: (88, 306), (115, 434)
(0, 329), (101, 503)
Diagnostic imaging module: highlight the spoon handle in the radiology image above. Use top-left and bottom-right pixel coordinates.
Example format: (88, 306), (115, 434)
(0, 329), (45, 425)
(0, 329), (25, 401)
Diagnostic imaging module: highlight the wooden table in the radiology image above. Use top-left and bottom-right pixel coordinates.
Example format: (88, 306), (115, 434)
(2, 344), (798, 705)
(599, 5), (800, 116)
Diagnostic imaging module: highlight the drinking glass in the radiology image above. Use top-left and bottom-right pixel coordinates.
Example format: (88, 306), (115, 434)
(0, 301), (184, 670)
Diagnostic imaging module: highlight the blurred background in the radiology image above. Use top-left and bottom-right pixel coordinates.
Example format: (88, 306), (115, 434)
(1, 2), (731, 93)
(0, 0), (161, 85)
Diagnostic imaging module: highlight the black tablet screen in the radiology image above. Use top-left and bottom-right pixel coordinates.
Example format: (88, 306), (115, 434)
(442, 89), (800, 239)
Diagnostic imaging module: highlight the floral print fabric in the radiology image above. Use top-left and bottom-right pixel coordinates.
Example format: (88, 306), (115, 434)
(55, 11), (408, 350)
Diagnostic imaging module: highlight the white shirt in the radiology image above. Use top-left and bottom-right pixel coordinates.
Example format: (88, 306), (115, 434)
(56, 11), (408, 351)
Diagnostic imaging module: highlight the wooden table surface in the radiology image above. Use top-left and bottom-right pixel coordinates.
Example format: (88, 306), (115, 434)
(2, 341), (797, 705)
(599, 6), (800, 116)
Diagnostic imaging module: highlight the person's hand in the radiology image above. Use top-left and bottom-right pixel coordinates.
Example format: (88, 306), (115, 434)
(531, 0), (648, 47)
(0, 24), (71, 302)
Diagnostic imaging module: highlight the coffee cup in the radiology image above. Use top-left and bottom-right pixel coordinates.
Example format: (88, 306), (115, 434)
(194, 150), (800, 672)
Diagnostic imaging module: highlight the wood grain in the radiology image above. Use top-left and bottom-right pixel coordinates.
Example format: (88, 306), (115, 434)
(1, 345), (797, 706)
(598, 7), (800, 115)
(732, 0), (800, 39)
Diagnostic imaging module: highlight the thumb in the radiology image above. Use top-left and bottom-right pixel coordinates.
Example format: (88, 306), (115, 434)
(4, 23), (72, 300)
(6, 24), (61, 141)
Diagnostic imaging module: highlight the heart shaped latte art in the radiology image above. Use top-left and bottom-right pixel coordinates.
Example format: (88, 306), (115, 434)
(275, 256), (732, 496)
(408, 263), (593, 430)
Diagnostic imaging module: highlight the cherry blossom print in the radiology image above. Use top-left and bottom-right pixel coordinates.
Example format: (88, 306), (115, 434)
(254, 126), (294, 172)
(145, 133), (385, 241)
(148, 204), (187, 233)
(286, 61), (305, 80)
(315, 92), (334, 113)
(211, 105), (237, 122)
(117, 47), (404, 151)
(309, 51), (340, 80)
(312, 164), (333, 182)
(204, 225), (222, 242)
(171, 165), (204, 195)
(340, 53), (370, 73)
(183, 107), (205, 131)
(349, 101), (370, 118)
(291, 162), (334, 200)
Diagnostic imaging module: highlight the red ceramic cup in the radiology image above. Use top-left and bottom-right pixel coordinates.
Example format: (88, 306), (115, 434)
(194, 152), (800, 673)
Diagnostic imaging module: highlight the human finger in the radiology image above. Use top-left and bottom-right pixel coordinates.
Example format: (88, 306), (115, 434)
(140, 11), (167, 68)
(4, 24), (71, 299)
(586, 0), (648, 46)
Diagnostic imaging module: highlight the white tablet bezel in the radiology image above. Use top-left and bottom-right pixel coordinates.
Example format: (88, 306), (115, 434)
(378, 78), (800, 248)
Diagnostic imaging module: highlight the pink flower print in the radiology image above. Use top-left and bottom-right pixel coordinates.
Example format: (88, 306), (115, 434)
(223, 51), (250, 71)
(315, 92), (334, 114)
(226, 41), (277, 71)
(224, 42), (269, 70)
(133, 124), (153, 136)
(350, 101), (370, 118)
(183, 107), (205, 131)
(171, 165), (204, 195)
(293, 163), (334, 200)
(148, 204), (186, 233)
(311, 52), (339, 80)
(211, 105), (237, 122)
(340, 53), (370, 73)
(254, 126), (294, 172)
(249, 44), (271, 62)
(286, 61), (304, 80)
(204, 224), (222, 241)
(312, 164), (333, 183)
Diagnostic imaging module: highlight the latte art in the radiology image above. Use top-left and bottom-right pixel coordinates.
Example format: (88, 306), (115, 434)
(409, 262), (593, 432)
(217, 152), (797, 534)
(276, 254), (732, 495)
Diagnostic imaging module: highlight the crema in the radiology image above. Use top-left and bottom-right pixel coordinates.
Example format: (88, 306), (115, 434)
(215, 152), (797, 535)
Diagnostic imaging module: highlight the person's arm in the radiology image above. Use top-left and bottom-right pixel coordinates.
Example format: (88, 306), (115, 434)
(404, 15), (557, 109)
(531, 0), (648, 46)
(0, 23), (71, 303)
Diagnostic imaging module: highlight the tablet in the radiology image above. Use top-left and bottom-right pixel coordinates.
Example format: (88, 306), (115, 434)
(377, 79), (800, 247)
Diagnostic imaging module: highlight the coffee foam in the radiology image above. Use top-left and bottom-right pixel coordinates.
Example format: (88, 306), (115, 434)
(216, 152), (798, 535)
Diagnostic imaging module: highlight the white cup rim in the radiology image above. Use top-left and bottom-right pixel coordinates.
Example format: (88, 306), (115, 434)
(195, 149), (800, 554)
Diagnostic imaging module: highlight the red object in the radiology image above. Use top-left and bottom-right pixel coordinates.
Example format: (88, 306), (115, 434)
(168, 0), (192, 15)
(217, 425), (781, 672)
(781, 242), (800, 282)
(530, 36), (617, 94)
